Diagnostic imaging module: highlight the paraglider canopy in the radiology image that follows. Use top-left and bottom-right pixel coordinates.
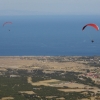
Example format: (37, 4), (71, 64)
(3, 22), (12, 26)
(82, 23), (99, 31)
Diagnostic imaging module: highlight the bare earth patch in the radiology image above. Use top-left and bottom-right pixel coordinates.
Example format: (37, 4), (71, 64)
(19, 91), (35, 94)
(1, 97), (14, 100)
(27, 77), (60, 86)
(46, 96), (57, 99)
(58, 88), (99, 93)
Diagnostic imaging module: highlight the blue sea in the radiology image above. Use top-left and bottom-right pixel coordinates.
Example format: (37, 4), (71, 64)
(0, 15), (100, 56)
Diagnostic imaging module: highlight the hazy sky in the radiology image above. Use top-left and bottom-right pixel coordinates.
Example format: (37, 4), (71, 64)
(0, 0), (100, 16)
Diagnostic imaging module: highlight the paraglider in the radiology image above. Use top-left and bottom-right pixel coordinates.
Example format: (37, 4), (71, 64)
(3, 22), (12, 31)
(82, 23), (99, 43)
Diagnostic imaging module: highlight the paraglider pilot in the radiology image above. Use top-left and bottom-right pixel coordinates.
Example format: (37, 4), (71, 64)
(91, 40), (94, 43)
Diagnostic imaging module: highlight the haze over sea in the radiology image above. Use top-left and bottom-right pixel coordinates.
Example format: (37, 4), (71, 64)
(0, 15), (100, 56)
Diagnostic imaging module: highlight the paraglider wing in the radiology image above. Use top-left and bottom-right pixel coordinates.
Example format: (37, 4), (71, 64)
(3, 22), (12, 26)
(82, 23), (99, 31)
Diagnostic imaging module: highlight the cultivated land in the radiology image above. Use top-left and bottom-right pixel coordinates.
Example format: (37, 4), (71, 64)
(0, 56), (100, 100)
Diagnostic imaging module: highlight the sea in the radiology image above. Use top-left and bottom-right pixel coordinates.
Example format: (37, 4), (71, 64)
(0, 15), (100, 56)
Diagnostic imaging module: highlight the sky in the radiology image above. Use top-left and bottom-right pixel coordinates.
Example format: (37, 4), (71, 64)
(0, 0), (100, 16)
